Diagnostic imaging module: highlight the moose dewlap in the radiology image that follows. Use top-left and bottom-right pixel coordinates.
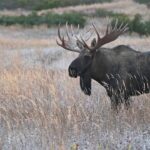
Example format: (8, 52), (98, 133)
(57, 21), (150, 110)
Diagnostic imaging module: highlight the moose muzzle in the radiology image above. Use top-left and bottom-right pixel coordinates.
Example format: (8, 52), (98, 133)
(68, 67), (78, 78)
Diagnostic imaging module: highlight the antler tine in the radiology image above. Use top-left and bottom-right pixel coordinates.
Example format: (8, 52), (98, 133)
(108, 22), (113, 34)
(56, 38), (61, 46)
(106, 18), (112, 34)
(56, 36), (64, 47)
(118, 22), (128, 32)
(85, 27), (92, 34)
(56, 26), (65, 47)
(80, 36), (91, 50)
(70, 24), (74, 36)
(118, 22), (125, 31)
(85, 28), (94, 41)
(56, 24), (80, 53)
(76, 24), (80, 34)
(57, 25), (66, 47)
(113, 18), (118, 31)
(121, 23), (129, 32)
(92, 23), (101, 41)
(58, 24), (63, 41)
(66, 22), (70, 40)
(106, 23), (109, 35)
(89, 23), (102, 50)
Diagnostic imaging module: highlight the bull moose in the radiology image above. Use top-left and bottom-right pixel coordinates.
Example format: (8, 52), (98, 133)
(57, 21), (150, 110)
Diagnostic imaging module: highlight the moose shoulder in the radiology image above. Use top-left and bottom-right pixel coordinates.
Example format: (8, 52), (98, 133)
(57, 21), (150, 110)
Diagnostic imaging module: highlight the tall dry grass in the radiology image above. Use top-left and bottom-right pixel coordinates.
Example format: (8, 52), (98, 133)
(0, 52), (150, 149)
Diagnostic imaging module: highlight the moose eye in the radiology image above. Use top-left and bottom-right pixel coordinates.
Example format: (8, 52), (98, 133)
(84, 55), (91, 60)
(83, 55), (91, 63)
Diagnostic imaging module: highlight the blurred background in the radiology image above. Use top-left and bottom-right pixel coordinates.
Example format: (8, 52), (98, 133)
(0, 0), (149, 68)
(0, 0), (150, 150)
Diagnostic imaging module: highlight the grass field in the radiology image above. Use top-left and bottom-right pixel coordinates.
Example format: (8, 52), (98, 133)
(0, 19), (150, 149)
(0, 66), (150, 149)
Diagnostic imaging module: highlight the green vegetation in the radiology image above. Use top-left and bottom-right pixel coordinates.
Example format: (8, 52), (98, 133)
(111, 14), (150, 36)
(134, 0), (150, 4)
(95, 9), (128, 18)
(134, 0), (150, 8)
(0, 7), (149, 36)
(34, 0), (112, 10)
(0, 0), (112, 10)
(0, 12), (86, 27)
(94, 9), (150, 36)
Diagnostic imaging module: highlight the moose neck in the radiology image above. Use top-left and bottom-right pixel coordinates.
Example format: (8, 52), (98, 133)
(91, 48), (109, 84)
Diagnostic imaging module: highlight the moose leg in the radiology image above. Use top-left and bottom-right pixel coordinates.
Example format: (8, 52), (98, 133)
(111, 94), (132, 110)
(110, 95), (118, 110)
(110, 94), (122, 111)
(112, 94), (133, 110)
(122, 91), (132, 109)
(106, 88), (121, 111)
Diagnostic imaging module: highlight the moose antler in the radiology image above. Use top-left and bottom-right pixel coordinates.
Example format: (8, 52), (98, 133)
(56, 23), (93, 53)
(56, 23), (81, 53)
(57, 20), (128, 53)
(80, 19), (129, 52)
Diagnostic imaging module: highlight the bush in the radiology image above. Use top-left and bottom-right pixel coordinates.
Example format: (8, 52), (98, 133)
(95, 9), (128, 18)
(111, 14), (150, 36)
(95, 9), (150, 36)
(134, 0), (150, 4)
(43, 12), (86, 27)
(0, 0), (112, 10)
(134, 0), (150, 8)
(0, 12), (86, 27)
(130, 14), (144, 35)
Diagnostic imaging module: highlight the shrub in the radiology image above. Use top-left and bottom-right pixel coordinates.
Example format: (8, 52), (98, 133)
(144, 21), (150, 34)
(0, 0), (112, 10)
(0, 12), (86, 27)
(95, 9), (128, 18)
(134, 0), (150, 4)
(95, 9), (150, 36)
(110, 13), (131, 34)
(45, 12), (86, 27)
(134, 0), (150, 8)
(130, 14), (145, 35)
(111, 14), (150, 36)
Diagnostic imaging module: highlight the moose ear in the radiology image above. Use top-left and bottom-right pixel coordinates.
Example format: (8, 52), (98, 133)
(76, 40), (85, 50)
(91, 38), (96, 48)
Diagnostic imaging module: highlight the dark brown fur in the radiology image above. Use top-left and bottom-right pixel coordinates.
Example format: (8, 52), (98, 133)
(69, 45), (150, 109)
